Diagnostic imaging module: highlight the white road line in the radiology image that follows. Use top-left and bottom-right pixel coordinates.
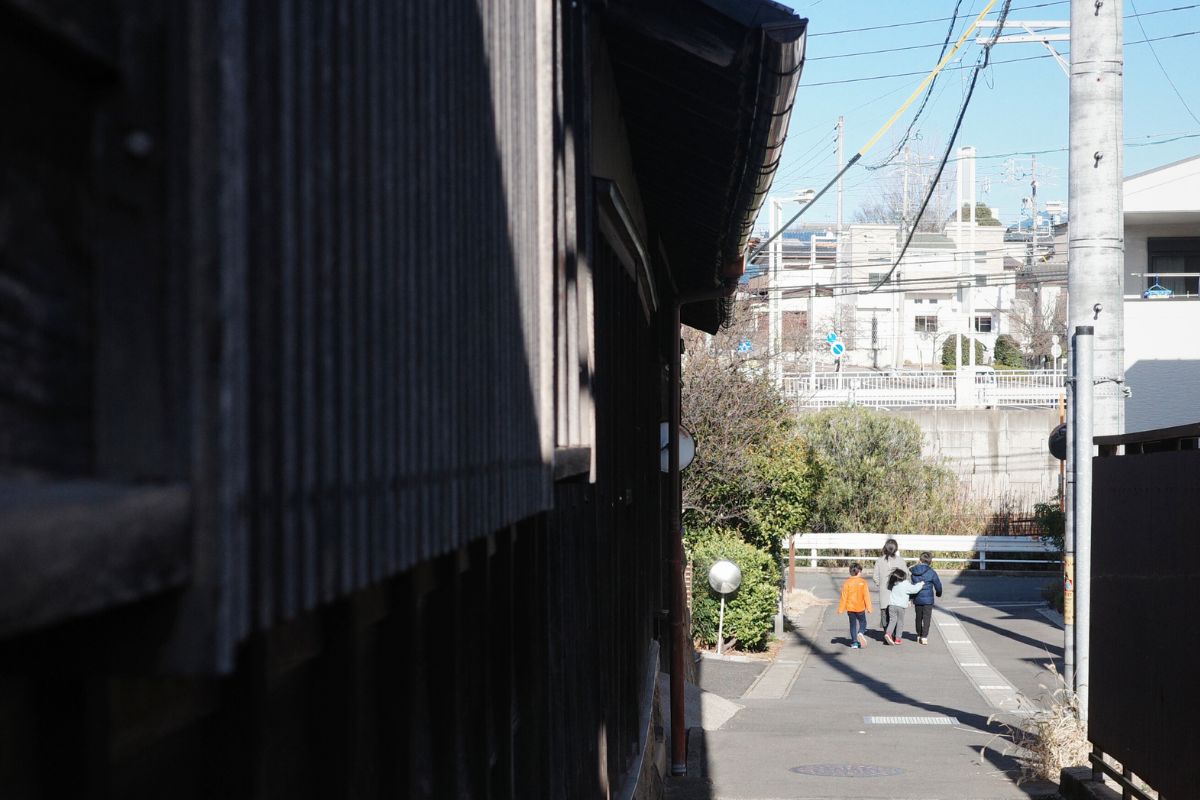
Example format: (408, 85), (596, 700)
(933, 605), (1036, 713)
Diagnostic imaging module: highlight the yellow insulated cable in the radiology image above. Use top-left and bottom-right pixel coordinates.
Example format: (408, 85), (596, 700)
(748, 0), (1000, 263)
(858, 0), (999, 156)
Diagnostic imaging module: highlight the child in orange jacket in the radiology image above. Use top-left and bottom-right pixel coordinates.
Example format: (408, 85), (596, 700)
(836, 562), (873, 648)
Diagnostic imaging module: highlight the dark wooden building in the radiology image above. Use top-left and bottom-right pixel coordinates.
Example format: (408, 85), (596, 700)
(0, 0), (804, 796)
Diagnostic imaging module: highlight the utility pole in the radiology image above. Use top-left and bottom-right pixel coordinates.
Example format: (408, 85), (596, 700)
(836, 117), (844, 241)
(967, 146), (977, 367)
(1067, 0), (1124, 719)
(955, 147), (964, 369)
(769, 200), (783, 390)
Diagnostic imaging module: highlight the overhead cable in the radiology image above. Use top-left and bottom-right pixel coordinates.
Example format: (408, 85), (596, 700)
(801, 30), (1200, 88)
(807, 0), (1065, 37)
(1129, 0), (1200, 126)
(866, 0), (1017, 294)
(865, 0), (965, 171)
(748, 0), (1003, 266)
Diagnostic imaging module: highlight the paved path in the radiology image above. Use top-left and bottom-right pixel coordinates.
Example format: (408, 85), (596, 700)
(682, 573), (1063, 800)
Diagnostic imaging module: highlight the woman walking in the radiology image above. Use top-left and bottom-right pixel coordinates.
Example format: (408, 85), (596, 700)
(872, 538), (907, 633)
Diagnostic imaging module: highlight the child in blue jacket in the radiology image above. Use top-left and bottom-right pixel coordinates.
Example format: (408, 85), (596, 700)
(908, 551), (944, 645)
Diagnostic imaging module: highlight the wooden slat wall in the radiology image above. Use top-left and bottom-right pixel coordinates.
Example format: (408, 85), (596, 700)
(194, 0), (556, 666)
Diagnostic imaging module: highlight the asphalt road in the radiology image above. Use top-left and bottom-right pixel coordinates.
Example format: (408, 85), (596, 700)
(686, 572), (1064, 800)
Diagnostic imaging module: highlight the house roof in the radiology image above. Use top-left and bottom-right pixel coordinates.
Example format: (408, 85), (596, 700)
(1124, 153), (1200, 183)
(603, 0), (807, 332)
(1124, 152), (1200, 217)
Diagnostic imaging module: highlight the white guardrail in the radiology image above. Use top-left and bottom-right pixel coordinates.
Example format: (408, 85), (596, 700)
(782, 532), (1061, 569)
(782, 369), (1066, 410)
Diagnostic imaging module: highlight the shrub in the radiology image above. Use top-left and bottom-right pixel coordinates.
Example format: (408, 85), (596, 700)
(796, 406), (983, 534)
(744, 435), (814, 556)
(993, 334), (1025, 369)
(941, 335), (987, 369)
(688, 527), (780, 651)
(1033, 498), (1065, 552)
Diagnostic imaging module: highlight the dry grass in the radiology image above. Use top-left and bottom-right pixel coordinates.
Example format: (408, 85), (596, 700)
(783, 587), (831, 619)
(985, 662), (1089, 784)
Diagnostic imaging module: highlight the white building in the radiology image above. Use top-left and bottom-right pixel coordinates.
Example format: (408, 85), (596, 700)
(1121, 154), (1200, 432)
(763, 218), (1021, 371)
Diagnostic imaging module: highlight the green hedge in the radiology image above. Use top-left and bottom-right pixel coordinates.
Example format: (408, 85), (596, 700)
(689, 528), (780, 651)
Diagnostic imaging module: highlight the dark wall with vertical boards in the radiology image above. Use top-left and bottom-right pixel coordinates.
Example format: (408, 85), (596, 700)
(1, 0), (671, 796)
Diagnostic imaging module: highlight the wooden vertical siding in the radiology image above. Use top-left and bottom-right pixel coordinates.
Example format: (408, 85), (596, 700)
(187, 0), (557, 666)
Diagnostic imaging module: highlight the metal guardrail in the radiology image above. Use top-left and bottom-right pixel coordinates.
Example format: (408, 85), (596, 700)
(782, 532), (1061, 569)
(1090, 747), (1161, 800)
(783, 369), (1066, 409)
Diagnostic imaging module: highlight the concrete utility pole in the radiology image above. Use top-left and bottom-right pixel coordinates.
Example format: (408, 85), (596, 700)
(769, 200), (783, 389)
(1067, 0), (1124, 717)
(836, 117), (844, 239)
(966, 146), (977, 367)
(955, 148), (965, 368)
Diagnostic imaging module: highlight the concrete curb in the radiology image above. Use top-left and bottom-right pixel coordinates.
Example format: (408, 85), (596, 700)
(1059, 766), (1123, 800)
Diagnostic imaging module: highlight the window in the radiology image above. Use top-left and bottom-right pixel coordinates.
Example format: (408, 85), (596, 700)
(974, 316), (993, 333)
(975, 275), (987, 287)
(868, 272), (889, 286)
(927, 297), (939, 305)
(1148, 237), (1200, 295)
(914, 315), (938, 333)
(913, 297), (923, 304)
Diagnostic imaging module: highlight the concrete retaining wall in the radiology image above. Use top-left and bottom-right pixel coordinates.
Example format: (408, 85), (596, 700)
(894, 407), (1061, 510)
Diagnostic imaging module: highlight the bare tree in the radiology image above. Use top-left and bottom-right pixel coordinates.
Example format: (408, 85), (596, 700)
(681, 301), (791, 529)
(1006, 281), (1067, 364)
(853, 140), (954, 233)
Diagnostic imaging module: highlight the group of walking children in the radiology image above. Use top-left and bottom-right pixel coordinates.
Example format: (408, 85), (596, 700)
(835, 538), (942, 648)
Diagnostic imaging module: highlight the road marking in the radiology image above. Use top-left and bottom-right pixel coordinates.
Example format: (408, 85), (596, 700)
(865, 716), (960, 725)
(934, 605), (1036, 713)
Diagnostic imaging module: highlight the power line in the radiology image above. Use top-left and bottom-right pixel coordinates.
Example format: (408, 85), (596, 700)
(867, 0), (1016, 294)
(807, 0), (1065, 38)
(866, 0), (965, 171)
(1128, 0), (1200, 126)
(750, 1), (1006, 264)
(800, 30), (1200, 88)
(773, 141), (837, 184)
(808, 3), (1199, 60)
(801, 51), (1049, 88)
(740, 271), (1069, 301)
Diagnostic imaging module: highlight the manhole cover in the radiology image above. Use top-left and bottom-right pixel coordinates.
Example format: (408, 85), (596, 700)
(789, 764), (905, 778)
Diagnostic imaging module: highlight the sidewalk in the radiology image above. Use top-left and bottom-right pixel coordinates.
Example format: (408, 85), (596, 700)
(668, 573), (1063, 800)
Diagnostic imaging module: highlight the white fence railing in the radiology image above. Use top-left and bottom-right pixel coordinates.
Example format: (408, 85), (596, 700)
(781, 532), (1060, 570)
(783, 369), (1065, 410)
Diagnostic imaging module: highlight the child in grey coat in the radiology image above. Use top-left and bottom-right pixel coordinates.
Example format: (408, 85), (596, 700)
(883, 568), (925, 645)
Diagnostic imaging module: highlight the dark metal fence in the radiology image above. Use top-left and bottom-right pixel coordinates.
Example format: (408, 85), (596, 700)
(1091, 423), (1200, 800)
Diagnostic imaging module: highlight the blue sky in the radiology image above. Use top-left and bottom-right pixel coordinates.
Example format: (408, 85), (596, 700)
(759, 0), (1200, 232)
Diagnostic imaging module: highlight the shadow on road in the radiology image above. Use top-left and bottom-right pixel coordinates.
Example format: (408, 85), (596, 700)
(950, 607), (1064, 656)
